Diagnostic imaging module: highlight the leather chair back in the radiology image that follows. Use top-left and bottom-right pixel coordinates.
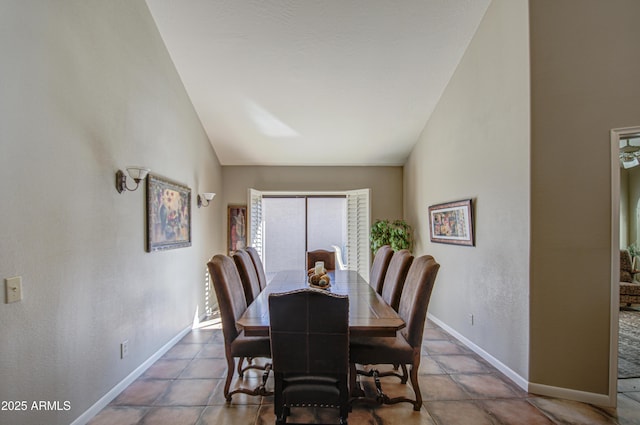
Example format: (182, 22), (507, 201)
(381, 249), (413, 311)
(398, 255), (440, 348)
(369, 245), (393, 294)
(269, 289), (349, 375)
(207, 254), (247, 345)
(269, 288), (350, 423)
(233, 249), (262, 305)
(306, 249), (336, 271)
(246, 246), (268, 290)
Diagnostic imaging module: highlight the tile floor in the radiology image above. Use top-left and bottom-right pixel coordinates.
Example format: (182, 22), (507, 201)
(88, 319), (640, 425)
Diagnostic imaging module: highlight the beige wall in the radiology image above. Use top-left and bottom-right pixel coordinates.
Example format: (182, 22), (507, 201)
(529, 0), (640, 395)
(404, 0), (531, 380)
(222, 165), (403, 236)
(0, 2), (224, 424)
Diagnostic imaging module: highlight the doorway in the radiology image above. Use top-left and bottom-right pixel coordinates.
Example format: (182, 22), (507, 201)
(611, 126), (640, 405)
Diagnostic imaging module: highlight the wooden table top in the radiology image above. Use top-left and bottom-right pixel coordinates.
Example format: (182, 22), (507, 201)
(237, 269), (405, 337)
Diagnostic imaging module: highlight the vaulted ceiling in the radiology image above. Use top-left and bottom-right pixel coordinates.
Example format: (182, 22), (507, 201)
(145, 0), (490, 166)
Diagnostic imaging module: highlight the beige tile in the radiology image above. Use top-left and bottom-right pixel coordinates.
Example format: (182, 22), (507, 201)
(424, 327), (451, 340)
(87, 406), (148, 425)
(180, 330), (215, 344)
(143, 359), (191, 379)
(431, 355), (493, 374)
(179, 358), (228, 379)
(480, 399), (555, 424)
(451, 374), (523, 399)
(196, 343), (225, 358)
(418, 375), (470, 401)
(423, 340), (470, 355)
(528, 397), (618, 424)
(155, 379), (218, 406)
(419, 356), (447, 375)
(197, 404), (260, 425)
(111, 379), (171, 406)
(163, 343), (204, 360)
(374, 403), (437, 424)
(139, 406), (203, 425)
(425, 400), (495, 425)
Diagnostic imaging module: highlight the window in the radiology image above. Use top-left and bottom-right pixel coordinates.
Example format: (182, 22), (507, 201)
(248, 189), (371, 281)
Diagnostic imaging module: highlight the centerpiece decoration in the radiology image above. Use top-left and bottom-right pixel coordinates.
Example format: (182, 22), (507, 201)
(307, 261), (331, 289)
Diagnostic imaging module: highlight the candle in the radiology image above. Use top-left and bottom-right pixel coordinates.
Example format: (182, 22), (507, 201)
(314, 261), (324, 275)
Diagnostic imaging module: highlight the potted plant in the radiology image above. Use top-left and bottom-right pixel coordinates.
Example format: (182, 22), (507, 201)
(370, 219), (413, 253)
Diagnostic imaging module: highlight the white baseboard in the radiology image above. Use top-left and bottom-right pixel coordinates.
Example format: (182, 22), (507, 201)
(428, 313), (529, 391)
(428, 313), (614, 407)
(528, 382), (613, 407)
(70, 325), (193, 425)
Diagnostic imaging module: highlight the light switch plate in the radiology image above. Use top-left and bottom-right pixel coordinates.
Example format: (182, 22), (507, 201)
(6, 276), (22, 303)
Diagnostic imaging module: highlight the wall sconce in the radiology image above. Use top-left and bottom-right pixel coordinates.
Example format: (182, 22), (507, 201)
(197, 192), (216, 208)
(116, 166), (151, 193)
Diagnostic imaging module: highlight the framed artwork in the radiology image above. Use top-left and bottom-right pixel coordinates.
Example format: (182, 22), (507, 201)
(428, 199), (474, 246)
(146, 174), (192, 252)
(228, 205), (247, 255)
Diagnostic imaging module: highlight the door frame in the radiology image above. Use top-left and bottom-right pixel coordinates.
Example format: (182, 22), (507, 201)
(610, 126), (640, 407)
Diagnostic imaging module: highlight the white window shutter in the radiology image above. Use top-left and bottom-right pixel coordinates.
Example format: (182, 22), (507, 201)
(346, 188), (371, 281)
(248, 188), (264, 260)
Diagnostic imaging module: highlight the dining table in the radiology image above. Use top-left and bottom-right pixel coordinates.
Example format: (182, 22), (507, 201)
(237, 269), (405, 337)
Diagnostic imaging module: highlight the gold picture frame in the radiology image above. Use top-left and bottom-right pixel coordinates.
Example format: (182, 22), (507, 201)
(146, 174), (192, 252)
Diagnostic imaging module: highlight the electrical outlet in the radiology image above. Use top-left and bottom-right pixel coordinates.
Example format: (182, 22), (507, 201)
(468, 313), (474, 326)
(120, 340), (129, 359)
(5, 276), (22, 303)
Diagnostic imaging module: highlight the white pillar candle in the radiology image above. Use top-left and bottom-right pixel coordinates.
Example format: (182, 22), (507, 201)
(314, 261), (324, 275)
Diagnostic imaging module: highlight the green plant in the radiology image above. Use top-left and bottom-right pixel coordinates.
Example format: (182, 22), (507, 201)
(628, 242), (640, 258)
(370, 219), (413, 253)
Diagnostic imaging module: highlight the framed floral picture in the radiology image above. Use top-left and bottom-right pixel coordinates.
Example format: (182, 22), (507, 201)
(146, 174), (191, 252)
(428, 199), (474, 246)
(228, 205), (247, 255)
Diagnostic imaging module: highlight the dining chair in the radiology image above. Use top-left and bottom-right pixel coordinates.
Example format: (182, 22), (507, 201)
(349, 255), (440, 411)
(207, 254), (273, 402)
(232, 249), (270, 376)
(246, 246), (268, 290)
(269, 288), (350, 425)
(306, 249), (336, 271)
(369, 245), (394, 294)
(380, 249), (413, 311)
(232, 249), (262, 305)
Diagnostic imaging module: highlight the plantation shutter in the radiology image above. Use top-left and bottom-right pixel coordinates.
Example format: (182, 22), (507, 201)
(346, 188), (371, 281)
(247, 188), (264, 260)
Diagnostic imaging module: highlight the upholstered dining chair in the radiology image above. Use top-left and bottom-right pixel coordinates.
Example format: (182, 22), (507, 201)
(246, 246), (268, 290)
(269, 289), (350, 425)
(232, 249), (262, 305)
(306, 249), (336, 271)
(380, 249), (413, 311)
(207, 254), (272, 402)
(369, 245), (394, 295)
(232, 249), (270, 377)
(349, 255), (440, 411)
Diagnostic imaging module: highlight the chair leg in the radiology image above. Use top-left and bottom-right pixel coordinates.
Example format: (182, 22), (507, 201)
(400, 364), (409, 384)
(349, 363), (364, 397)
(237, 357), (245, 377)
(223, 352), (235, 402)
(223, 350), (273, 402)
(408, 363), (422, 411)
